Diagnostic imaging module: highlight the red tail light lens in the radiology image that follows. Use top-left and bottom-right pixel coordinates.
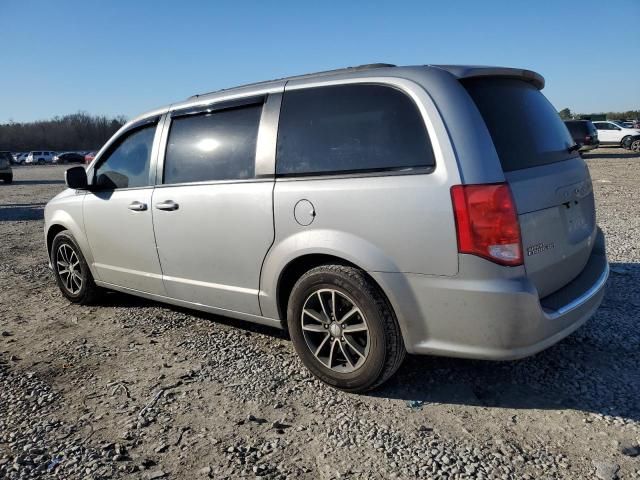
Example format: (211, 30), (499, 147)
(450, 183), (523, 266)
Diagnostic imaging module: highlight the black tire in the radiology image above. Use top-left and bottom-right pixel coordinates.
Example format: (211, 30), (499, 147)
(38, 159), (45, 165)
(631, 139), (640, 152)
(287, 264), (405, 392)
(51, 231), (100, 304)
(3, 175), (12, 184)
(621, 136), (632, 149)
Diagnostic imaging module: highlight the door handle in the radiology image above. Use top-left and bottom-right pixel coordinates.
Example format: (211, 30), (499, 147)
(128, 201), (147, 211)
(155, 200), (179, 211)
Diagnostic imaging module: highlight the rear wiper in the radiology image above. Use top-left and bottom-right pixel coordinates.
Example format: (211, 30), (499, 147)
(568, 144), (581, 153)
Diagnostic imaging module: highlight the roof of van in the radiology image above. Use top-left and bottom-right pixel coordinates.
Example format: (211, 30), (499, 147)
(120, 63), (545, 130)
(187, 63), (545, 100)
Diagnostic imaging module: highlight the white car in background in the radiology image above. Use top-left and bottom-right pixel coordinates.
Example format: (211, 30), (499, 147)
(592, 121), (640, 147)
(25, 151), (57, 165)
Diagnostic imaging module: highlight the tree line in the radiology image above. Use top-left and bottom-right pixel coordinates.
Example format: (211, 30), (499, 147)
(0, 112), (127, 152)
(558, 108), (640, 120)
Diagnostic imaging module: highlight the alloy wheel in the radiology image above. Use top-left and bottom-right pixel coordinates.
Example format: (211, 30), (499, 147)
(56, 244), (83, 295)
(301, 288), (370, 373)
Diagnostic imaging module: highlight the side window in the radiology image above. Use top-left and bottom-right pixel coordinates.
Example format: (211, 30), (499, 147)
(163, 104), (262, 184)
(594, 123), (604, 130)
(94, 124), (156, 189)
(276, 84), (435, 176)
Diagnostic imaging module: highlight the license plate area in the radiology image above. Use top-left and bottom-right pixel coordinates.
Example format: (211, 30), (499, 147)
(563, 200), (589, 241)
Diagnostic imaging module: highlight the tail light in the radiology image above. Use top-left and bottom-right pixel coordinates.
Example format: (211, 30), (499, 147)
(450, 183), (523, 266)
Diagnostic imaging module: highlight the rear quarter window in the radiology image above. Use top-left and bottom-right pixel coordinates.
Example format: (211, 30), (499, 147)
(276, 84), (435, 176)
(463, 78), (576, 172)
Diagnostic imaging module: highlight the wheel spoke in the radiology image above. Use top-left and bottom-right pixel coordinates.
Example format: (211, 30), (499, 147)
(302, 323), (326, 333)
(317, 291), (330, 320)
(343, 336), (365, 359)
(58, 268), (69, 275)
(327, 339), (337, 368)
(72, 275), (82, 292)
(303, 308), (324, 324)
(343, 322), (368, 333)
(339, 341), (354, 368)
(331, 290), (336, 319)
(314, 334), (331, 356)
(338, 306), (359, 324)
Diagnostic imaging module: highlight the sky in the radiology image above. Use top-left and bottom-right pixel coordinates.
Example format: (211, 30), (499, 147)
(1, 0), (639, 123)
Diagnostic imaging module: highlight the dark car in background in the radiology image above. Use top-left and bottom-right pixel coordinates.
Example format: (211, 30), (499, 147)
(564, 120), (600, 152)
(0, 151), (13, 183)
(52, 152), (85, 164)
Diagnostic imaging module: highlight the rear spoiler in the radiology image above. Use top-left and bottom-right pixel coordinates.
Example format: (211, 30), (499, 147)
(430, 65), (545, 90)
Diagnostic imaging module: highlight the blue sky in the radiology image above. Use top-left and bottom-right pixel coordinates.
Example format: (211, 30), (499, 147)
(2, 0), (639, 123)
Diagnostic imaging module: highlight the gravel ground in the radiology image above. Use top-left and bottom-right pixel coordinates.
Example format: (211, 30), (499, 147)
(0, 148), (639, 479)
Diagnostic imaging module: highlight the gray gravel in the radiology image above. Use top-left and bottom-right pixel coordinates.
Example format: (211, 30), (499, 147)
(1, 150), (639, 479)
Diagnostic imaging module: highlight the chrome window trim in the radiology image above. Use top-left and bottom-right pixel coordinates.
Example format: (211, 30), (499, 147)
(153, 178), (273, 189)
(275, 166), (434, 182)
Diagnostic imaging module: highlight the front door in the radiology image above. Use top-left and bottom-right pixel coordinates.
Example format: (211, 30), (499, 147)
(83, 122), (166, 295)
(152, 101), (273, 315)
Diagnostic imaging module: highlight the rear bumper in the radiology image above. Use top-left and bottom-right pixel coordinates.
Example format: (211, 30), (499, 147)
(579, 142), (599, 152)
(372, 228), (608, 359)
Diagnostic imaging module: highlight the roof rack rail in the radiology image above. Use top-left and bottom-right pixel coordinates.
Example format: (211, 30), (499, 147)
(188, 63), (396, 100)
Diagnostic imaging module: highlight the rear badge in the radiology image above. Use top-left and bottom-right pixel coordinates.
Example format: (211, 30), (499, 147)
(527, 242), (555, 257)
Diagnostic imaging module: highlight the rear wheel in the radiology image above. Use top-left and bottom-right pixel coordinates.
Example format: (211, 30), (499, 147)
(621, 135), (632, 149)
(287, 265), (405, 392)
(631, 139), (640, 152)
(51, 231), (100, 304)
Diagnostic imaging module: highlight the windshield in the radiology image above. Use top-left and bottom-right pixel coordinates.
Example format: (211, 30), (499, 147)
(463, 78), (576, 172)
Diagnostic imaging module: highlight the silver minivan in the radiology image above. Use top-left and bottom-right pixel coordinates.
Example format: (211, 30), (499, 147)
(45, 64), (608, 391)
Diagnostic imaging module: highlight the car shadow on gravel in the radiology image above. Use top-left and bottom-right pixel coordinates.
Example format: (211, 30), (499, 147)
(0, 202), (47, 221)
(93, 290), (289, 338)
(372, 262), (640, 423)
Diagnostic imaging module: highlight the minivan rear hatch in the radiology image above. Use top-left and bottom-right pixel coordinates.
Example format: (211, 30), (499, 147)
(463, 77), (597, 298)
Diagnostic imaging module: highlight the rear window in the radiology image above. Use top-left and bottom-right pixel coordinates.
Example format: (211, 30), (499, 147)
(463, 78), (576, 172)
(276, 84), (435, 176)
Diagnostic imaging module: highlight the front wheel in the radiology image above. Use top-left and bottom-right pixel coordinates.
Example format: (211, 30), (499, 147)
(2, 175), (11, 184)
(287, 265), (405, 392)
(630, 139), (640, 152)
(51, 231), (100, 304)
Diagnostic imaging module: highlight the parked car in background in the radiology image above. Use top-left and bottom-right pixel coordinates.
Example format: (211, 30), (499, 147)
(45, 64), (608, 391)
(564, 120), (599, 151)
(84, 151), (96, 164)
(52, 152), (85, 164)
(25, 151), (57, 165)
(0, 152), (13, 183)
(10, 153), (23, 164)
(592, 121), (640, 148)
(15, 153), (29, 164)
